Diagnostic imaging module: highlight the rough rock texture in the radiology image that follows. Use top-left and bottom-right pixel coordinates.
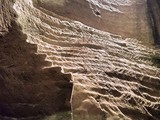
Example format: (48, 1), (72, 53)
(1, 0), (160, 120)
(147, 0), (160, 46)
(0, 23), (73, 120)
(0, 0), (16, 36)
(32, 0), (154, 45)
(0, 1), (73, 120)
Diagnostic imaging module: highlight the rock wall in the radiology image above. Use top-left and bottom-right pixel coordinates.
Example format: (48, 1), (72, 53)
(0, 0), (160, 120)
(0, 1), (73, 120)
(32, 0), (154, 45)
(0, 0), (15, 36)
(147, 0), (160, 46)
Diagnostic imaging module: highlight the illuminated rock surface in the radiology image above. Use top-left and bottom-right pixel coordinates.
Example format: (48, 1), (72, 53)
(0, 0), (160, 120)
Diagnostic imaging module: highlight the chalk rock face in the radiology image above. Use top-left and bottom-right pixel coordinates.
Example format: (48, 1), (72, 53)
(0, 0), (160, 120)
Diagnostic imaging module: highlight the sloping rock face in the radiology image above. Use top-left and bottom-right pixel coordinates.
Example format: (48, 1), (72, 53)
(0, 0), (15, 36)
(1, 0), (160, 120)
(0, 1), (73, 120)
(32, 0), (153, 45)
(147, 0), (160, 45)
